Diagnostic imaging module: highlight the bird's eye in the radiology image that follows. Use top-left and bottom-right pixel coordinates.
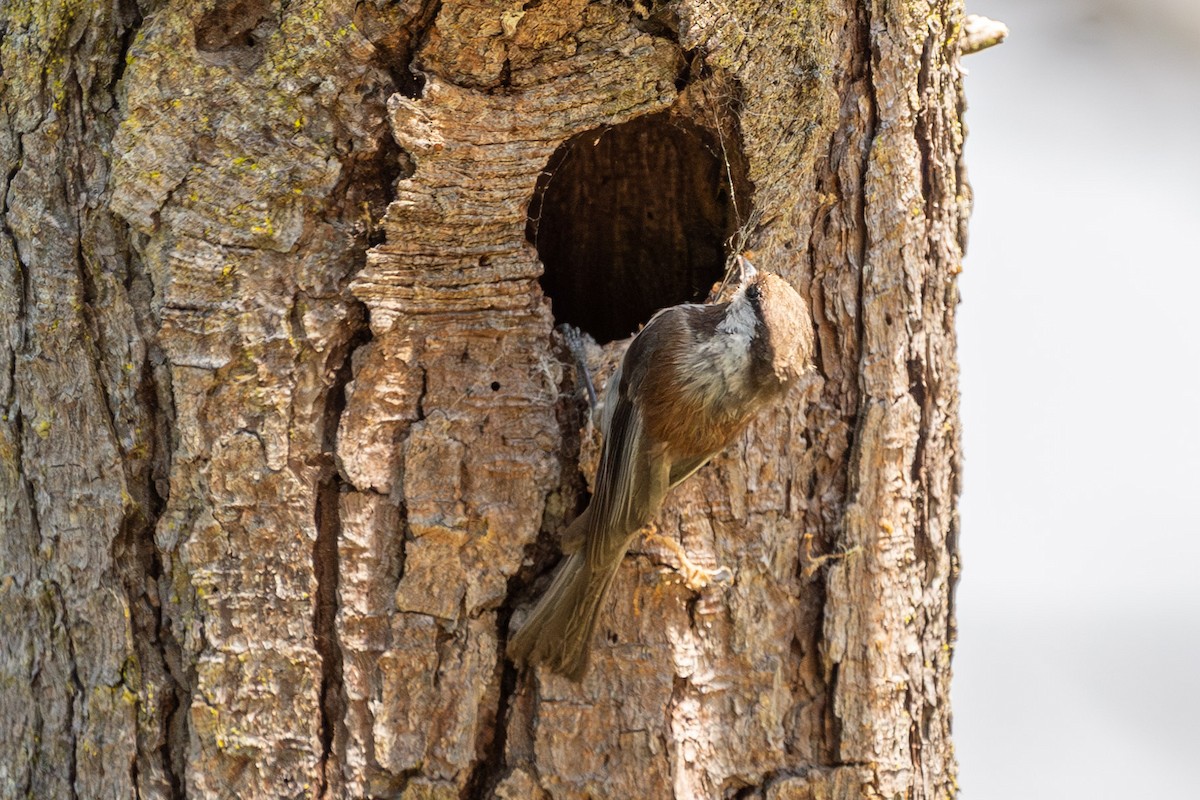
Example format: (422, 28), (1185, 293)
(747, 284), (762, 300)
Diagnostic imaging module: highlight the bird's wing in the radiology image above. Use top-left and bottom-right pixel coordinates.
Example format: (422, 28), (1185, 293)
(582, 309), (681, 566)
(585, 388), (669, 567)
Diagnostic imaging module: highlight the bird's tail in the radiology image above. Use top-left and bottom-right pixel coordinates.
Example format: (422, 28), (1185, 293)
(506, 545), (624, 681)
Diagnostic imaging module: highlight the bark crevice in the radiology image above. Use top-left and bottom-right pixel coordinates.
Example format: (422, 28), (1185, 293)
(47, 580), (83, 800)
(123, 231), (187, 800)
(836, 13), (880, 772)
(915, 31), (936, 213)
(356, 0), (444, 99)
(908, 351), (936, 580)
(852, 0), (879, 360)
(109, 114), (187, 800)
(314, 316), (371, 799)
(111, 287), (187, 800)
(2, 154), (30, 352)
(461, 578), (522, 799)
(314, 474), (349, 800)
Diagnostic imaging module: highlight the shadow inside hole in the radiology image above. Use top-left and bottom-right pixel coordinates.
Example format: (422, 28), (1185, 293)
(528, 113), (748, 344)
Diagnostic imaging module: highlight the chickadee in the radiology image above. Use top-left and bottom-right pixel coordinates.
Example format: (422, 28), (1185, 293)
(508, 257), (815, 680)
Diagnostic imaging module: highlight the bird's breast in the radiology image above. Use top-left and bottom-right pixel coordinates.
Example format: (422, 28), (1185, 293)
(639, 331), (764, 459)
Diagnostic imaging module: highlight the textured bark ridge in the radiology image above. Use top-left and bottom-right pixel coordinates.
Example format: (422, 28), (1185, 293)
(0, 0), (967, 799)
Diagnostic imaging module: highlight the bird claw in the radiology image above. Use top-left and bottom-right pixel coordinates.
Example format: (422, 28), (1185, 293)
(679, 562), (733, 593)
(559, 323), (598, 412)
(642, 527), (732, 592)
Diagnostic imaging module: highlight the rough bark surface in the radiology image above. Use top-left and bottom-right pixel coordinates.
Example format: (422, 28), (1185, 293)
(0, 1), (967, 799)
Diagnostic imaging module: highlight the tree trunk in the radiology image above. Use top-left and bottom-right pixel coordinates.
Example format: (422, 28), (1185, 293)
(0, 1), (966, 798)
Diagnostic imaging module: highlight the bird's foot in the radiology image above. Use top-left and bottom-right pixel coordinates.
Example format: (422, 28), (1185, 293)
(560, 324), (598, 413)
(642, 526), (732, 592)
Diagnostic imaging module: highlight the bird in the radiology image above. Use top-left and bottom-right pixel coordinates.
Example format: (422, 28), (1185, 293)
(507, 257), (815, 680)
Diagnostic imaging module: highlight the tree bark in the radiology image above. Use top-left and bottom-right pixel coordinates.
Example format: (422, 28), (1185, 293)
(0, 1), (967, 798)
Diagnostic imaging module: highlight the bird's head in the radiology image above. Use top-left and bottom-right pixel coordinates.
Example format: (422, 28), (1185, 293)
(733, 258), (816, 390)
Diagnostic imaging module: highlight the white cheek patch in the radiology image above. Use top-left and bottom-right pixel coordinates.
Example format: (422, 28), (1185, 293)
(717, 290), (758, 339)
(682, 292), (757, 404)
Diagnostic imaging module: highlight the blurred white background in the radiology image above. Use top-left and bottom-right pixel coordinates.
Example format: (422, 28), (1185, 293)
(954, 0), (1200, 796)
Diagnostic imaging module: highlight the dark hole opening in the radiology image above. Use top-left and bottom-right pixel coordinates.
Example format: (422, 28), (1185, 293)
(527, 113), (746, 344)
